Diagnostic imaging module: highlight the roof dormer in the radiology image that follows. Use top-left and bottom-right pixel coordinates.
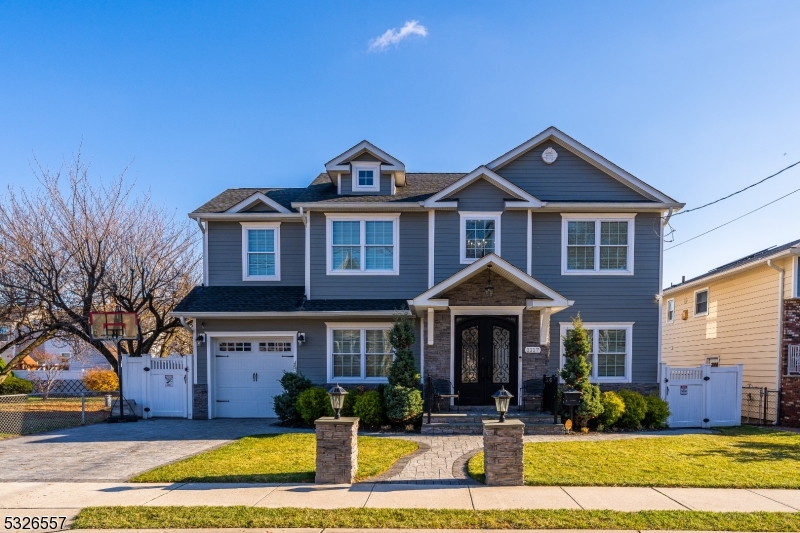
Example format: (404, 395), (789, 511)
(325, 141), (406, 195)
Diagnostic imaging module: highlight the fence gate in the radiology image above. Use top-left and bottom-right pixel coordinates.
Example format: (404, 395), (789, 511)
(122, 354), (189, 419)
(660, 364), (742, 428)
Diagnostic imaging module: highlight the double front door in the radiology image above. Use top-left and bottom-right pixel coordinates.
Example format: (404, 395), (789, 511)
(454, 316), (518, 406)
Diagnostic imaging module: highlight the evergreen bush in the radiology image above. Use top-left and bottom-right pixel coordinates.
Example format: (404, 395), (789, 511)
(616, 389), (647, 429)
(341, 386), (363, 417)
(597, 391), (625, 427)
(273, 371), (312, 423)
(387, 314), (419, 388)
(384, 385), (423, 423)
(354, 390), (384, 426)
(559, 315), (603, 427)
(642, 394), (671, 429)
(82, 369), (119, 392)
(295, 386), (333, 426)
(0, 359), (34, 395)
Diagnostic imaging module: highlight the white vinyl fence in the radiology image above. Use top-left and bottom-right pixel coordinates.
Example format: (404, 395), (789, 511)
(659, 363), (742, 428)
(122, 354), (190, 419)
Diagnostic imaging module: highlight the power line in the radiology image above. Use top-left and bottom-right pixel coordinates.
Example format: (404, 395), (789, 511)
(665, 186), (800, 251)
(673, 159), (800, 216)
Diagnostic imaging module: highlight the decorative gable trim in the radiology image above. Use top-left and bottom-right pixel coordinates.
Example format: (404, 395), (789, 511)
(325, 140), (406, 186)
(486, 126), (680, 205)
(422, 166), (545, 208)
(225, 192), (292, 214)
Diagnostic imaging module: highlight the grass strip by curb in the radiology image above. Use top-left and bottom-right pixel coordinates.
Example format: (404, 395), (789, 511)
(73, 507), (800, 531)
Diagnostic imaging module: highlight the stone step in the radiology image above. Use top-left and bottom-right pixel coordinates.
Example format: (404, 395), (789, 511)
(421, 419), (564, 436)
(426, 414), (554, 425)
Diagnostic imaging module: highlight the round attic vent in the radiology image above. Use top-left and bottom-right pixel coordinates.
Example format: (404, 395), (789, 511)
(542, 147), (558, 164)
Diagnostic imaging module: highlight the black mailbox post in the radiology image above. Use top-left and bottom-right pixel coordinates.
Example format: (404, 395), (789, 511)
(562, 389), (583, 430)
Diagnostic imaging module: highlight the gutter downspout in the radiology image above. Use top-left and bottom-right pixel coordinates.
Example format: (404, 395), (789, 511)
(767, 259), (785, 399)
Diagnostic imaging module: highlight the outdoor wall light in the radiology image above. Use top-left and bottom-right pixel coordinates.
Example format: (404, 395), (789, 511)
(328, 384), (348, 419)
(485, 264), (494, 298)
(297, 332), (306, 346)
(492, 386), (513, 422)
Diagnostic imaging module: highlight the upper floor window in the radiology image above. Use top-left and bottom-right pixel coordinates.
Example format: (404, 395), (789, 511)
(241, 222), (281, 281)
(560, 322), (633, 383)
(326, 214), (399, 275)
(694, 288), (709, 316)
(666, 298), (675, 323)
(460, 212), (501, 264)
(561, 214), (635, 275)
(351, 163), (381, 192)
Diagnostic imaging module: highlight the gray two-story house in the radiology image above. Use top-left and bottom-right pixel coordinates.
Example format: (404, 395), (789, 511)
(174, 127), (683, 419)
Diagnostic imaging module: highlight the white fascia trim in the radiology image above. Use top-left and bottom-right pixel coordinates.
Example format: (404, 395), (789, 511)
(423, 166), (545, 207)
(508, 202), (683, 212)
(201, 220), (209, 285)
(559, 322), (634, 384)
(560, 213), (636, 276)
(204, 330), (299, 337)
(351, 162), (382, 192)
(325, 322), (394, 383)
(526, 210), (532, 276)
(325, 140), (405, 172)
(693, 287), (710, 317)
(171, 310), (412, 318)
(410, 253), (571, 308)
(325, 213), (400, 276)
(486, 126), (679, 204)
(291, 202), (426, 212)
(795, 256), (800, 298)
(190, 213), (301, 221)
(460, 211), (502, 265)
(428, 210), (435, 288)
(305, 211), (311, 299)
(241, 222), (281, 281)
(225, 192), (292, 214)
(525, 299), (573, 314)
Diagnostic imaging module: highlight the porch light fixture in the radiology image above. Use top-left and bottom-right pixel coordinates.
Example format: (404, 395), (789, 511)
(485, 264), (494, 298)
(328, 384), (348, 419)
(297, 332), (306, 346)
(492, 386), (513, 422)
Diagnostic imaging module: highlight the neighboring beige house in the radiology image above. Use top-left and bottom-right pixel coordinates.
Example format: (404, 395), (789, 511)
(661, 239), (799, 395)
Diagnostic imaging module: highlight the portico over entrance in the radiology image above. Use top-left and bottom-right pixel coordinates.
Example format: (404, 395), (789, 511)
(409, 254), (573, 405)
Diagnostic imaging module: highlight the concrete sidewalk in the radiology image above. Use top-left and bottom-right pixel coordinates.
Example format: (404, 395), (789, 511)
(1, 482), (799, 512)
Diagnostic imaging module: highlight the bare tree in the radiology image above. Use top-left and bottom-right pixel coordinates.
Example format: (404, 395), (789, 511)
(28, 348), (70, 398)
(0, 150), (200, 385)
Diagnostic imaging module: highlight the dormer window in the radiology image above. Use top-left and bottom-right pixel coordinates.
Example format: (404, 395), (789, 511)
(351, 163), (381, 192)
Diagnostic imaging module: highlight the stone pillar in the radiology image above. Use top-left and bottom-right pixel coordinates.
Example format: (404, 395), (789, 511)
(482, 419), (524, 486)
(315, 417), (359, 484)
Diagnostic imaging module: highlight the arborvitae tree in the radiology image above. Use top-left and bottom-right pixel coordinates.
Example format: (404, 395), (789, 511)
(560, 315), (603, 426)
(387, 314), (419, 388)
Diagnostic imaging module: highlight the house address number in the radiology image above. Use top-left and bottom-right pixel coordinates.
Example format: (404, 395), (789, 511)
(524, 346), (541, 354)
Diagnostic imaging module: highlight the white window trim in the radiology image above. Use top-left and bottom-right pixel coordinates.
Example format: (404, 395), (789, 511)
(560, 213), (635, 276)
(351, 162), (381, 192)
(559, 322), (634, 383)
(666, 298), (675, 324)
(326, 322), (393, 383)
(240, 222), (281, 281)
(693, 287), (709, 317)
(325, 213), (400, 275)
(460, 211), (502, 265)
(795, 256), (800, 298)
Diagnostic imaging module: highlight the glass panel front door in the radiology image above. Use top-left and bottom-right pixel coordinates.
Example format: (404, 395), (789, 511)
(454, 316), (518, 405)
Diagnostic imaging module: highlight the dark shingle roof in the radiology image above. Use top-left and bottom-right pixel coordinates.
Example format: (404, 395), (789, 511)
(291, 173), (467, 204)
(665, 238), (800, 291)
(191, 188), (307, 214)
(174, 286), (409, 314)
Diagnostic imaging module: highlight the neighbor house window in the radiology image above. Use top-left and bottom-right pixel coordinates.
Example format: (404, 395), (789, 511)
(560, 323), (633, 382)
(460, 212), (502, 264)
(328, 324), (393, 381)
(327, 215), (399, 274)
(241, 222), (281, 281)
(667, 299), (675, 323)
(351, 163), (381, 192)
(694, 288), (709, 316)
(561, 215), (635, 275)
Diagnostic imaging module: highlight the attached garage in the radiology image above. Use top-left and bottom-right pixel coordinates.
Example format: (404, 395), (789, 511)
(211, 336), (296, 418)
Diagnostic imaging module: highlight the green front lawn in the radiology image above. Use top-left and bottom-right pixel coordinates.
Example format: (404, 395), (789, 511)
(73, 507), (800, 531)
(469, 427), (800, 487)
(131, 433), (417, 483)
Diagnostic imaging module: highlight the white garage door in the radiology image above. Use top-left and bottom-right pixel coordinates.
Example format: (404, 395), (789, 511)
(214, 338), (295, 418)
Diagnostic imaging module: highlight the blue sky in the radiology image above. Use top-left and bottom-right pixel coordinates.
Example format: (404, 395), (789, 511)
(1, 1), (798, 286)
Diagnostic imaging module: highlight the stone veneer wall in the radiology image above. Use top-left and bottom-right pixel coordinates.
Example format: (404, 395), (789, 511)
(780, 298), (800, 427)
(423, 269), (548, 396)
(192, 384), (209, 420)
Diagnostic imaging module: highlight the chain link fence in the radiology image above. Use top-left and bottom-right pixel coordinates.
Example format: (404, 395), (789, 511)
(0, 391), (118, 437)
(742, 386), (780, 425)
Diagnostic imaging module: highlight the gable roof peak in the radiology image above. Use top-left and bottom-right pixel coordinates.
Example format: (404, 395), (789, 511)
(325, 140), (406, 186)
(423, 166), (545, 207)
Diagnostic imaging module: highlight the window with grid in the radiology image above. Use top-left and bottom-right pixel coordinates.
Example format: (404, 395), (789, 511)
(564, 218), (632, 273)
(695, 289), (709, 315)
(330, 218), (396, 273)
(600, 221), (628, 270)
(219, 342), (252, 352)
(331, 327), (393, 380)
(567, 221), (595, 270)
(465, 219), (496, 260)
(667, 299), (675, 322)
(358, 169), (374, 187)
(259, 342), (292, 352)
(246, 228), (276, 277)
(597, 329), (627, 378)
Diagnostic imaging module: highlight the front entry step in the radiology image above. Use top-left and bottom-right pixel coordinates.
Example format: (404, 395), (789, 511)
(421, 411), (563, 435)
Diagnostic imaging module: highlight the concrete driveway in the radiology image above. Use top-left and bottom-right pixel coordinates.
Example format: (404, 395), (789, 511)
(0, 419), (307, 482)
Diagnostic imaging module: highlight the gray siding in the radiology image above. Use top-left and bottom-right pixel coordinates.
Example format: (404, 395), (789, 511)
(309, 211), (429, 299)
(197, 317), (422, 385)
(501, 211), (527, 272)
(339, 173), (393, 195)
(528, 212), (661, 383)
(495, 140), (652, 202)
(454, 179), (509, 211)
(433, 211), (461, 283)
(207, 221), (305, 286)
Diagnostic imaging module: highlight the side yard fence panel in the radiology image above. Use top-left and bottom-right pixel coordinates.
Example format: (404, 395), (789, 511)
(660, 364), (743, 428)
(0, 392), (117, 437)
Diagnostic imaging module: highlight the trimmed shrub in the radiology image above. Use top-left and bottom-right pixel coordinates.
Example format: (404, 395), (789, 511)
(643, 394), (671, 429)
(0, 374), (34, 395)
(296, 386), (333, 426)
(616, 389), (647, 429)
(82, 369), (119, 392)
(354, 390), (384, 426)
(384, 385), (423, 423)
(341, 386), (364, 417)
(560, 315), (603, 427)
(387, 314), (419, 389)
(597, 391), (625, 427)
(273, 371), (312, 423)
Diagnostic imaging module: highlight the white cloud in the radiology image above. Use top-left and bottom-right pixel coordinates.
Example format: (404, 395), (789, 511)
(368, 20), (428, 52)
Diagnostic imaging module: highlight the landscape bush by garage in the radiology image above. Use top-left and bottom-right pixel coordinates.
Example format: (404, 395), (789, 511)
(296, 386), (333, 425)
(354, 390), (384, 426)
(642, 394), (671, 429)
(616, 389), (647, 429)
(597, 391), (625, 427)
(81, 369), (119, 392)
(273, 371), (312, 423)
